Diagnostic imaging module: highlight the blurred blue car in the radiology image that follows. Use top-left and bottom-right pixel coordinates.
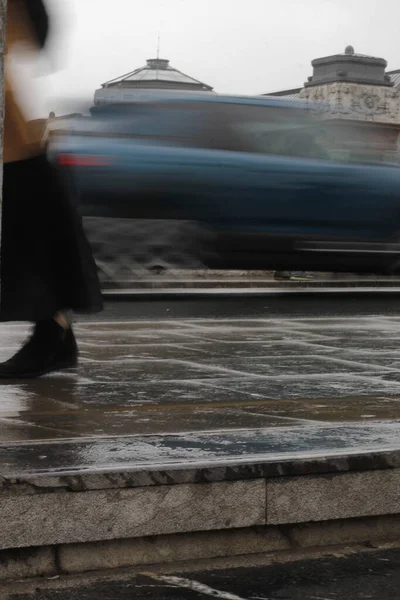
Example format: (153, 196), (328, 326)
(49, 93), (400, 281)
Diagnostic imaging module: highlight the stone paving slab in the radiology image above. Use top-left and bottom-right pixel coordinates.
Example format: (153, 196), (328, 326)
(0, 315), (400, 476)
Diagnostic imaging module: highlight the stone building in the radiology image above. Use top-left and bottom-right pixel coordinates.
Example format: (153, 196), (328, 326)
(94, 57), (213, 106)
(266, 47), (400, 162)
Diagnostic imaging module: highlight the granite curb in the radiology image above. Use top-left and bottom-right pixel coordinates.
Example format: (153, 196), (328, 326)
(102, 277), (400, 291)
(2, 446), (400, 494)
(0, 448), (399, 549)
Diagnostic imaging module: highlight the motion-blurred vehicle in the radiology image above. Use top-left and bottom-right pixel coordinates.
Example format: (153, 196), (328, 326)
(49, 93), (400, 284)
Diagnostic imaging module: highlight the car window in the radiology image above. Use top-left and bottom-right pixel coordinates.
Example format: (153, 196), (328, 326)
(219, 104), (330, 159)
(90, 101), (337, 160)
(232, 122), (330, 159)
(92, 103), (219, 148)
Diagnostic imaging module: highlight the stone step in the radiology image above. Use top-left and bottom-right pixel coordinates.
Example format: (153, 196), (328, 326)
(1, 429), (400, 580)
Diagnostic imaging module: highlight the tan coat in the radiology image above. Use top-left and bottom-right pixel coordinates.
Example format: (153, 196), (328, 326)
(4, 0), (43, 163)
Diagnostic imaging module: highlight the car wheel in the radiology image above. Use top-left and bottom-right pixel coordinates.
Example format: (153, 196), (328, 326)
(83, 217), (214, 288)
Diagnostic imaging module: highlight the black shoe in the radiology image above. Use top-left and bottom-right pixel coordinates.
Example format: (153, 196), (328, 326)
(0, 319), (78, 379)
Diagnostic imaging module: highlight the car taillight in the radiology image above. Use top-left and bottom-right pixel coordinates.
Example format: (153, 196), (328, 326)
(58, 154), (112, 167)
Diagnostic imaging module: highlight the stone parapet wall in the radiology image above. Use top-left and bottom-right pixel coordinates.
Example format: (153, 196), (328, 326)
(300, 81), (400, 125)
(2, 452), (400, 580)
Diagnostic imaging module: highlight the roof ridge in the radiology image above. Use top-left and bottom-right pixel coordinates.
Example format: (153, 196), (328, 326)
(101, 65), (144, 87)
(100, 60), (213, 90)
(166, 64), (212, 89)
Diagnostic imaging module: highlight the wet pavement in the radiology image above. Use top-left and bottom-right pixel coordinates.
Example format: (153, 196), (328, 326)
(2, 305), (400, 474)
(6, 547), (400, 599)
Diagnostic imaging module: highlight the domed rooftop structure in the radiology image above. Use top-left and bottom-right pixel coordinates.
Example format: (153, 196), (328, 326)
(94, 58), (213, 106)
(265, 46), (400, 163)
(304, 45), (393, 88)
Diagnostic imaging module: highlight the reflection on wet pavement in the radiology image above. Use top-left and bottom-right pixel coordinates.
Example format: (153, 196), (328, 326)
(0, 316), (400, 448)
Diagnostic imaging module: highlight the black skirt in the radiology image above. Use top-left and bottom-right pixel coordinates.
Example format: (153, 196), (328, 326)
(0, 154), (103, 321)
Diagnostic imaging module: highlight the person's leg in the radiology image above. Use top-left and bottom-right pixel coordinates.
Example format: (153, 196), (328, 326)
(0, 155), (102, 378)
(54, 311), (70, 330)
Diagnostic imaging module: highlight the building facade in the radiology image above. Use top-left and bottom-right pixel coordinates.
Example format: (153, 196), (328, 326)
(94, 57), (213, 106)
(266, 47), (400, 162)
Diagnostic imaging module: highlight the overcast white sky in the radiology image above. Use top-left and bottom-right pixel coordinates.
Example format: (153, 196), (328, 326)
(12, 0), (400, 118)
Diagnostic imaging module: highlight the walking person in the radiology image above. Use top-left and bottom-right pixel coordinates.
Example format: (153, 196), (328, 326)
(0, 0), (103, 378)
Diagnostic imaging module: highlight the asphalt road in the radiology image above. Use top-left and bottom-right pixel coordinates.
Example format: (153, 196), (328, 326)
(7, 547), (400, 599)
(86, 292), (400, 322)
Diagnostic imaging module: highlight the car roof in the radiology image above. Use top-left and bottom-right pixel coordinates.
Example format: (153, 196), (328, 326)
(147, 91), (308, 109)
(92, 91), (321, 114)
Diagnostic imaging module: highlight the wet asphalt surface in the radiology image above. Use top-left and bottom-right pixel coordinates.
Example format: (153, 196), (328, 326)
(7, 547), (400, 599)
(2, 294), (400, 474)
(88, 293), (400, 321)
